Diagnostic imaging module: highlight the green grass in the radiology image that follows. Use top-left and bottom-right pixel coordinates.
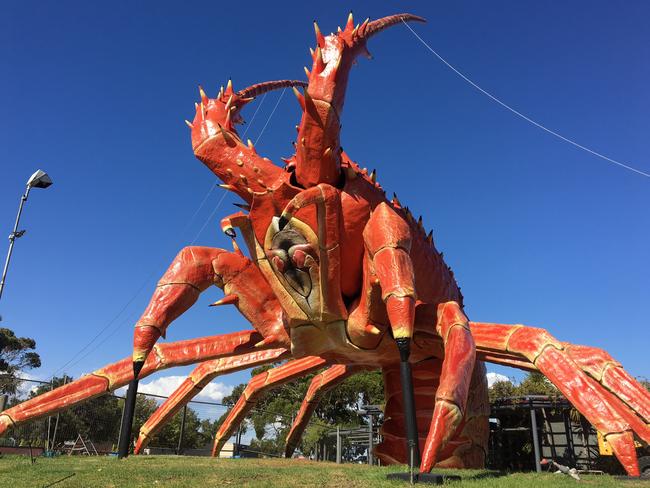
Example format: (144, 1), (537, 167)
(1, 455), (649, 488)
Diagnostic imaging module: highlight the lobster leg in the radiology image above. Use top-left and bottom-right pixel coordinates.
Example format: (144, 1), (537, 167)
(563, 343), (650, 423)
(0, 330), (277, 435)
(420, 302), (476, 472)
(364, 202), (416, 341)
(134, 349), (289, 454)
(470, 322), (645, 476)
(284, 364), (364, 458)
(212, 356), (328, 457)
(132, 246), (288, 376)
(365, 202), (422, 468)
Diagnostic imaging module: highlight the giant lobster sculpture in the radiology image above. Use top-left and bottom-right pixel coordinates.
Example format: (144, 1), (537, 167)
(1, 13), (648, 476)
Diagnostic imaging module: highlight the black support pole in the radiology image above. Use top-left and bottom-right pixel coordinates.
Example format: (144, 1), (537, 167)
(387, 339), (460, 484)
(118, 379), (139, 459)
(176, 405), (187, 455)
(396, 338), (421, 468)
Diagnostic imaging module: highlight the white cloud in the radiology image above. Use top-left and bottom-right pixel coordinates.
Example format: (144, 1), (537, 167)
(196, 381), (233, 403)
(115, 375), (233, 403)
(486, 372), (511, 388)
(14, 372), (42, 398)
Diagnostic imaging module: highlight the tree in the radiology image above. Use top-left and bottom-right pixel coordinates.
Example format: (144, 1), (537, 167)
(488, 379), (517, 402)
(131, 395), (214, 450)
(488, 372), (560, 402)
(516, 372), (559, 397)
(220, 363), (384, 457)
(27, 375), (122, 446)
(0, 327), (41, 394)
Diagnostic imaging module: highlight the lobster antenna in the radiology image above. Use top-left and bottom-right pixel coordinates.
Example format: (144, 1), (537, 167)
(238, 80), (308, 99)
(362, 13), (426, 39)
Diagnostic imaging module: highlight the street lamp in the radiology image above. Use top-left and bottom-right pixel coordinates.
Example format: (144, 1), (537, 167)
(0, 170), (53, 303)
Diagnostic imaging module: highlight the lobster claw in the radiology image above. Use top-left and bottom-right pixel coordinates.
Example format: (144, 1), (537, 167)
(294, 13), (426, 189)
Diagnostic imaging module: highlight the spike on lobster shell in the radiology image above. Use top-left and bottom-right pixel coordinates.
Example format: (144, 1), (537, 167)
(225, 79), (234, 95)
(314, 47), (325, 73)
(198, 85), (208, 105)
(345, 11), (354, 31)
(255, 334), (280, 348)
(209, 294), (239, 307)
(313, 21), (325, 47)
(292, 86), (305, 111)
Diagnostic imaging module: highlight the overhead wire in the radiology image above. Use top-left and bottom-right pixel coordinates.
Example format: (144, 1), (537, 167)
(48, 180), (219, 379)
(46, 89), (284, 380)
(254, 89), (286, 145)
(401, 20), (650, 179)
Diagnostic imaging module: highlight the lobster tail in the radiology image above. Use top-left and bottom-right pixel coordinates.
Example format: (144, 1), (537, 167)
(238, 80), (308, 100)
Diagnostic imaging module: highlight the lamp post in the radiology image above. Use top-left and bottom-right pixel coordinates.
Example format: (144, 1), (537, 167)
(0, 170), (53, 303)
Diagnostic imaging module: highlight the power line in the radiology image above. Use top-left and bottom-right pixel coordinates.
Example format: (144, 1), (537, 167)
(254, 89), (286, 145)
(47, 278), (155, 378)
(45, 90), (286, 380)
(54, 310), (142, 375)
(241, 92), (268, 139)
(47, 181), (222, 379)
(189, 190), (228, 245)
(401, 20), (650, 179)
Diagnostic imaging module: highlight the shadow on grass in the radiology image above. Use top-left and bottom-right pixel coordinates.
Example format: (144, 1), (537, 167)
(461, 470), (508, 481)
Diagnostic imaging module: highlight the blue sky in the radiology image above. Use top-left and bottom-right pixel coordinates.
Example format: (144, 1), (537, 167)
(1, 0), (648, 406)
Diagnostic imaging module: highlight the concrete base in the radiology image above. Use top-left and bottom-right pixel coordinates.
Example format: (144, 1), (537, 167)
(386, 472), (461, 484)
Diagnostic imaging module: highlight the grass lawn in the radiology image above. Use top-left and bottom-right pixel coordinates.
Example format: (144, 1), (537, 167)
(1, 455), (649, 488)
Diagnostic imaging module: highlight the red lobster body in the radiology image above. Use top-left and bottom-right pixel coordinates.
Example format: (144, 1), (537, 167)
(1, 12), (648, 476)
(223, 151), (489, 465)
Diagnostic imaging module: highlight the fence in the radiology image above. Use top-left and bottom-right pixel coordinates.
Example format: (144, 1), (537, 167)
(0, 376), (367, 460)
(0, 377), (235, 456)
(3, 377), (630, 472)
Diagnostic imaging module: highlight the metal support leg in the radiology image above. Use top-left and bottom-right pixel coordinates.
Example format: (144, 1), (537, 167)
(336, 426), (341, 464)
(368, 412), (374, 465)
(397, 339), (421, 467)
(530, 405), (542, 472)
(176, 405), (187, 455)
(386, 339), (456, 484)
(118, 379), (139, 459)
